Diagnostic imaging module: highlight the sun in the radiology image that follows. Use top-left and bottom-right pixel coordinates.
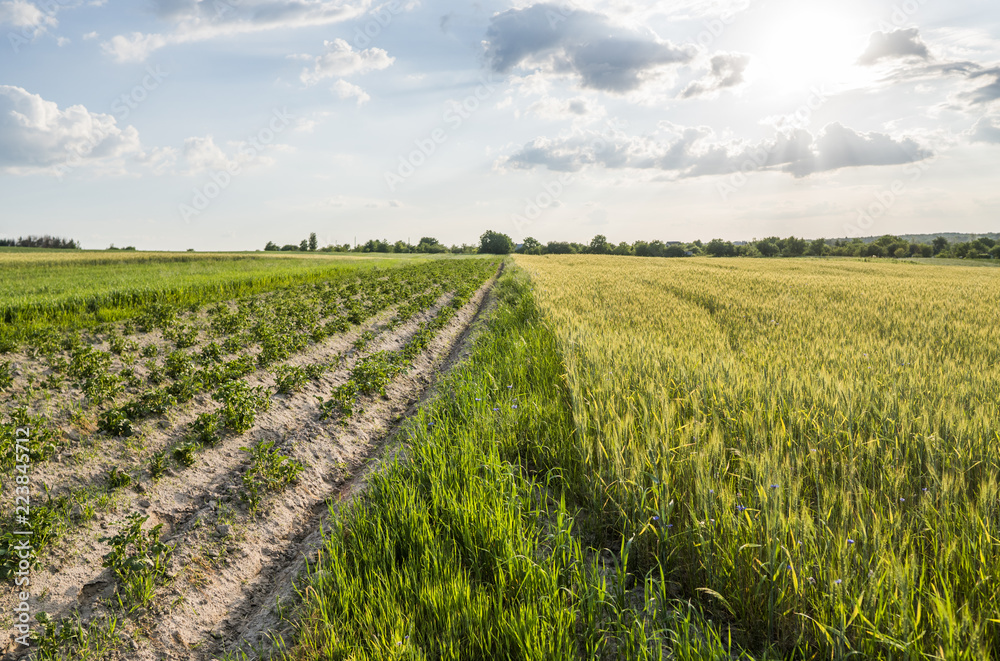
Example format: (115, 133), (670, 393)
(750, 3), (870, 96)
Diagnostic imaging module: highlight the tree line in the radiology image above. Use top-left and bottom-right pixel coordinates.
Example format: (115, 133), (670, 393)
(263, 231), (1000, 260)
(264, 233), (482, 254)
(515, 234), (1000, 260)
(0, 235), (79, 249)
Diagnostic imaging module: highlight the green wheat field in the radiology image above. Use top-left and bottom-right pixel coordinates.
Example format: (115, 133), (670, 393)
(1, 251), (996, 660)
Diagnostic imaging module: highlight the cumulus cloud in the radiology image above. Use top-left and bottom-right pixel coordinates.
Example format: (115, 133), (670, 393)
(181, 135), (235, 173)
(484, 2), (692, 93)
(0, 85), (145, 174)
(0, 0), (50, 28)
(331, 79), (371, 105)
(102, 0), (375, 62)
(681, 52), (750, 98)
(858, 28), (930, 65)
(499, 122), (931, 179)
(967, 116), (1000, 143)
(299, 38), (394, 86)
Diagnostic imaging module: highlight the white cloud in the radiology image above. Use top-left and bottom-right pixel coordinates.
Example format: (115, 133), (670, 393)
(858, 29), (930, 65)
(0, 0), (50, 28)
(0, 85), (144, 175)
(181, 136), (235, 173)
(299, 39), (394, 86)
(101, 0), (375, 62)
(332, 79), (371, 106)
(499, 122), (932, 179)
(484, 3), (693, 93)
(967, 116), (1000, 143)
(681, 52), (750, 98)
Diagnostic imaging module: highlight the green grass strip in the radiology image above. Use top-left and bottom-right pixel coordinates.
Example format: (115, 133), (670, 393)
(282, 267), (742, 661)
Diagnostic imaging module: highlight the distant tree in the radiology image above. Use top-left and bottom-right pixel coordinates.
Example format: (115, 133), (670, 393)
(612, 242), (634, 256)
(808, 238), (827, 256)
(756, 240), (779, 257)
(281, 244), (298, 251)
(545, 241), (573, 255)
(706, 238), (736, 257)
(519, 237), (542, 255)
(664, 244), (687, 258)
(264, 241), (279, 251)
(588, 234), (610, 254)
(0, 235), (79, 249)
(298, 239), (308, 251)
(992, 244), (1000, 259)
(783, 236), (807, 257)
(308, 233), (318, 251)
(416, 237), (446, 253)
(932, 236), (949, 255)
(479, 230), (514, 255)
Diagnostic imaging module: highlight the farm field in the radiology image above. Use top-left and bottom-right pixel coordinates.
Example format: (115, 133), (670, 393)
(0, 253), (500, 659)
(277, 256), (999, 661)
(516, 255), (1000, 658)
(2, 254), (998, 660)
(0, 250), (460, 341)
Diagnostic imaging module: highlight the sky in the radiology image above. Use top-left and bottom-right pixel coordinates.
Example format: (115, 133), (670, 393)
(0, 0), (998, 250)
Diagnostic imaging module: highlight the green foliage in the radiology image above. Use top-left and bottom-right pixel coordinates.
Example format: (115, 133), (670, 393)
(106, 466), (132, 490)
(213, 380), (270, 433)
(97, 409), (134, 438)
(172, 442), (197, 468)
(190, 412), (222, 446)
(99, 513), (173, 610)
(0, 361), (15, 390)
(317, 382), (357, 422)
(31, 612), (121, 661)
(240, 441), (304, 514)
(148, 451), (168, 479)
(478, 230), (515, 255)
(274, 364), (309, 394)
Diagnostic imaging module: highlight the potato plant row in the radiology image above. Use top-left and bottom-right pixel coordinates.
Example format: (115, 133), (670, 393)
(0, 258), (499, 584)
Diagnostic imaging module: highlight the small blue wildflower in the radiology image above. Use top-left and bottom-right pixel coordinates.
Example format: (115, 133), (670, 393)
(492, 407), (499, 412)
(847, 539), (854, 545)
(475, 398), (481, 401)
(736, 505), (746, 512)
(512, 405), (518, 409)
(652, 516), (660, 522)
(709, 489), (714, 494)
(507, 385), (513, 389)
(899, 497), (905, 502)
(667, 524), (674, 528)
(770, 484), (779, 489)
(834, 579), (842, 584)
